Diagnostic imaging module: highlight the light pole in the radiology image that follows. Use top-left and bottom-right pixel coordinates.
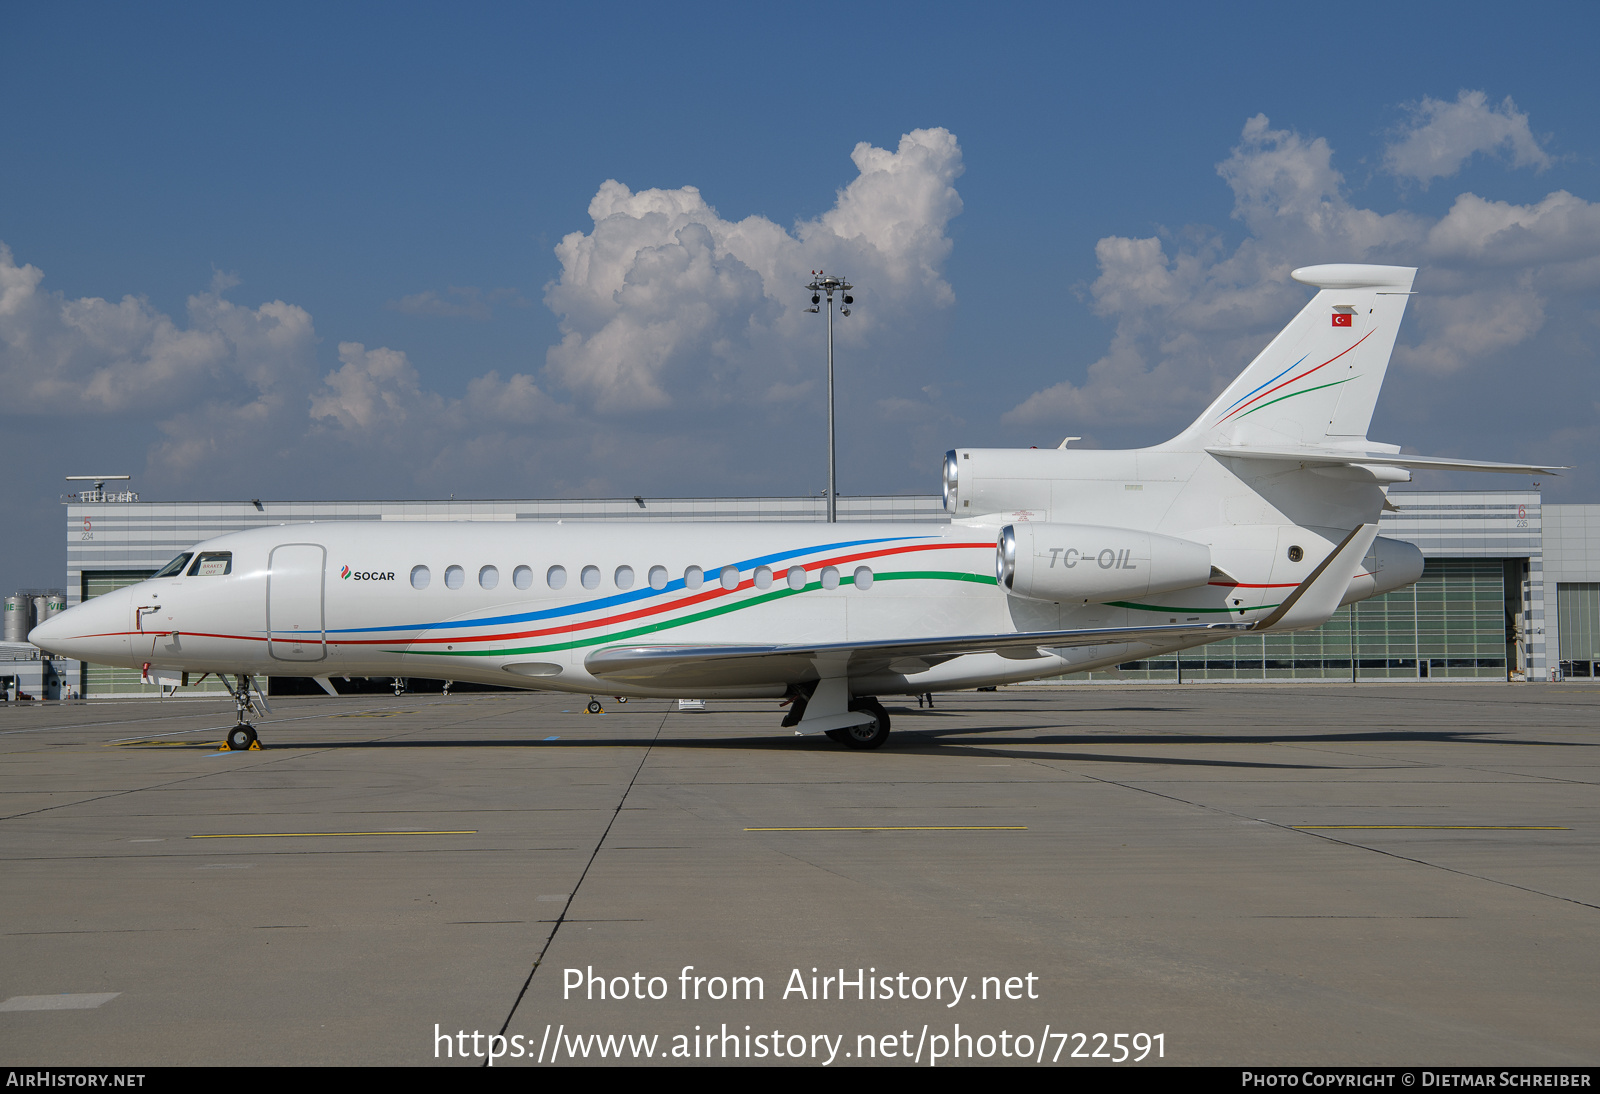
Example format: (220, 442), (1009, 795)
(805, 271), (852, 522)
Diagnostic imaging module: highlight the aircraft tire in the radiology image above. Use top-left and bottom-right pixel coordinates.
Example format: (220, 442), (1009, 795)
(823, 728), (851, 743)
(841, 698), (890, 750)
(227, 725), (257, 751)
(586, 700), (603, 714)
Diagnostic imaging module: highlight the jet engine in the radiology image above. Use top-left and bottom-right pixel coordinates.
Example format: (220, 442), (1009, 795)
(997, 523), (1212, 604)
(1340, 536), (1425, 605)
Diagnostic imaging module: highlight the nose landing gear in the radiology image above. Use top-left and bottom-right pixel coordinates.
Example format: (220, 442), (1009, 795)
(219, 673), (268, 751)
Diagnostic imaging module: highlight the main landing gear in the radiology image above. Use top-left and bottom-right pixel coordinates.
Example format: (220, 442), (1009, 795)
(783, 690), (892, 749)
(826, 697), (890, 750)
(585, 696), (629, 714)
(219, 673), (268, 751)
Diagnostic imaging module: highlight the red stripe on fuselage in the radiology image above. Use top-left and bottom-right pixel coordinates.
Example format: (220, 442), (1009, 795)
(352, 540), (994, 647)
(80, 540), (995, 650)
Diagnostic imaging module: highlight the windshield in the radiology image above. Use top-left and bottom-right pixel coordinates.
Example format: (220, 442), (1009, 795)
(187, 552), (232, 577)
(151, 553), (194, 579)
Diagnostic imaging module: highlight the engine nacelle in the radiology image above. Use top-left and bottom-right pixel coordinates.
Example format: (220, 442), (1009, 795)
(997, 523), (1212, 604)
(1340, 536), (1425, 605)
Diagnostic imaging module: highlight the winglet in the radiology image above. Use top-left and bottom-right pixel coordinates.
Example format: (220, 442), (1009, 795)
(1252, 523), (1380, 632)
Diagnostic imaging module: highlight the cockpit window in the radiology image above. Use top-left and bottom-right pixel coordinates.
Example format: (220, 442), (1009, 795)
(187, 552), (233, 577)
(152, 553), (194, 579)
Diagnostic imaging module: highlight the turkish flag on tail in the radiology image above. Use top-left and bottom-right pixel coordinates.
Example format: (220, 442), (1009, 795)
(1332, 313), (1353, 327)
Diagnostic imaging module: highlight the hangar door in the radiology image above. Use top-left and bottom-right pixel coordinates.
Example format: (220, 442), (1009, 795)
(268, 544), (326, 662)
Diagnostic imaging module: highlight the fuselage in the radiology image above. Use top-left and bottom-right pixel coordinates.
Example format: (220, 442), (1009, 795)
(31, 514), (1421, 698)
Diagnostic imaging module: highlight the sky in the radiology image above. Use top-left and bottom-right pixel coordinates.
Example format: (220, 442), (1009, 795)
(3, 2), (1598, 587)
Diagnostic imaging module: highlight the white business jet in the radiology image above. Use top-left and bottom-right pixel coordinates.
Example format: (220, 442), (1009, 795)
(31, 265), (1559, 751)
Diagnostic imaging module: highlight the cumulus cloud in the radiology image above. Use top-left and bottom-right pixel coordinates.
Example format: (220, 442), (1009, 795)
(0, 127), (969, 506)
(310, 343), (440, 431)
(1383, 90), (1552, 187)
(1392, 280), (1545, 375)
(1005, 110), (1600, 444)
(543, 128), (963, 414)
(0, 244), (316, 416)
(310, 342), (559, 436)
(1424, 190), (1600, 277)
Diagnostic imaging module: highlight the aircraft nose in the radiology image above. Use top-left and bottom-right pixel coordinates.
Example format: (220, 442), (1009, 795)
(29, 588), (132, 663)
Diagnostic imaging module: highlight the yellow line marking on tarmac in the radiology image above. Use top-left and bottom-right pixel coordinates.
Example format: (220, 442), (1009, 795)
(743, 826), (1027, 832)
(189, 831), (479, 839)
(1291, 825), (1568, 830)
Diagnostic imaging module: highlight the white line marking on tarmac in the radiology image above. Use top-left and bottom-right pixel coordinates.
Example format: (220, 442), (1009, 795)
(0, 993), (120, 1011)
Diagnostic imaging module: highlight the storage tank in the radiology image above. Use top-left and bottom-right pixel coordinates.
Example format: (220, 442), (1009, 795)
(32, 598), (48, 633)
(42, 594), (66, 621)
(4, 596), (31, 643)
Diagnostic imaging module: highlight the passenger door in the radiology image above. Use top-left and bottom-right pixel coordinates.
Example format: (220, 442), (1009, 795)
(268, 544), (326, 662)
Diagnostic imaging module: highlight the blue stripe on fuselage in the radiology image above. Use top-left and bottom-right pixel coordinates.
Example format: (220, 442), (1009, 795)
(325, 535), (933, 634)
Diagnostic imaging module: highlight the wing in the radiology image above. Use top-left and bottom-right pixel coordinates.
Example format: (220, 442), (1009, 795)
(584, 621), (1250, 690)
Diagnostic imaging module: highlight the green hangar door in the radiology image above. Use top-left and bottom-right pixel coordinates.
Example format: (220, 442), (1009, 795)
(268, 544), (327, 662)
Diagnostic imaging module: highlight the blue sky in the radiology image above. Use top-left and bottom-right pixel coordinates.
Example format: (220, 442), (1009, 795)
(3, 3), (1598, 585)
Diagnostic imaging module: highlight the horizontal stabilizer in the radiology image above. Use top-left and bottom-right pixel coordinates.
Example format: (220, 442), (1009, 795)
(587, 621), (1251, 690)
(1206, 446), (1564, 476)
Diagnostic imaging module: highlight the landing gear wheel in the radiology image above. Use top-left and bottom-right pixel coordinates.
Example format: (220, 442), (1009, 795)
(226, 724), (257, 751)
(615, 696), (627, 703)
(586, 699), (603, 714)
(841, 698), (890, 750)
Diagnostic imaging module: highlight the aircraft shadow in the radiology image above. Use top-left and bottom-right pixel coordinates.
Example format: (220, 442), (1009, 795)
(148, 732), (1349, 769)
(906, 728), (1556, 748)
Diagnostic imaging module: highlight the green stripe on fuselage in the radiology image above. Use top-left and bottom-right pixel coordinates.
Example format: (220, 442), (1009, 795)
(387, 569), (998, 657)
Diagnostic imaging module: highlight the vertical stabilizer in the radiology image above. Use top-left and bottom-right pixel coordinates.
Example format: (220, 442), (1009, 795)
(1171, 264), (1416, 451)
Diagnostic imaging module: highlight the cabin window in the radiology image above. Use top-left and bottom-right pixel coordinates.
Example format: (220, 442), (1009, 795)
(581, 565), (600, 590)
(479, 565), (499, 590)
(753, 566), (773, 590)
(444, 565), (465, 590)
(787, 566), (807, 590)
(153, 553), (193, 579)
(648, 565), (668, 590)
(684, 566), (704, 590)
(821, 566), (840, 590)
(615, 565), (635, 590)
(513, 565), (533, 591)
(853, 566), (874, 590)
(410, 565), (430, 590)
(719, 565), (740, 591)
(547, 565), (567, 590)
(187, 552), (232, 577)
